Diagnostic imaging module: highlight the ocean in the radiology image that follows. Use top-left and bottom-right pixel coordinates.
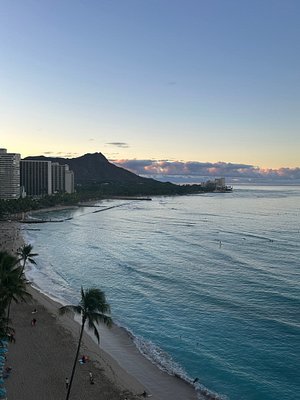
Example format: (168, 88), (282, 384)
(23, 186), (300, 400)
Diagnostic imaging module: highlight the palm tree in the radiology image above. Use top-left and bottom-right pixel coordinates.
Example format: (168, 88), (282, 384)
(0, 251), (32, 330)
(59, 287), (112, 400)
(17, 244), (38, 277)
(0, 251), (20, 313)
(0, 315), (14, 339)
(4, 269), (31, 327)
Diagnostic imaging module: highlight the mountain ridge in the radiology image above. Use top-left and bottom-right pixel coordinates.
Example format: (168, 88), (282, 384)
(24, 152), (170, 187)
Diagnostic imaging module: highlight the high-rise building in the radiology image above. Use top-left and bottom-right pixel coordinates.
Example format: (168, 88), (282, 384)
(215, 178), (226, 189)
(64, 165), (74, 194)
(0, 148), (21, 199)
(51, 163), (66, 193)
(20, 160), (52, 197)
(21, 159), (75, 197)
(51, 163), (74, 194)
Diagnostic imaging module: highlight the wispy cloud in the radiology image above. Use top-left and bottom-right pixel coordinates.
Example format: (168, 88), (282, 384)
(42, 151), (79, 158)
(106, 142), (129, 148)
(62, 152), (79, 158)
(112, 159), (300, 184)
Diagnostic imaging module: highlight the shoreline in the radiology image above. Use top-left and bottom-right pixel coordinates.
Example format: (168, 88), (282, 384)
(28, 284), (199, 399)
(1, 220), (200, 400)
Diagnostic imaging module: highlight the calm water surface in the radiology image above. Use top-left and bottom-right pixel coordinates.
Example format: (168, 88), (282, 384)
(24, 186), (300, 400)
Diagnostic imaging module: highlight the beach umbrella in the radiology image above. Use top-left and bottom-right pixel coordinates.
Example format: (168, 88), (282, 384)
(0, 377), (4, 385)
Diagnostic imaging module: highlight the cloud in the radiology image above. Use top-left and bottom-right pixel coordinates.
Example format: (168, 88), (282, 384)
(106, 142), (129, 148)
(111, 159), (300, 184)
(62, 152), (79, 158)
(42, 151), (79, 158)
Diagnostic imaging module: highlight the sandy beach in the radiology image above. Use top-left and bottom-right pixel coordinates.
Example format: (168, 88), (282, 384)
(0, 220), (200, 400)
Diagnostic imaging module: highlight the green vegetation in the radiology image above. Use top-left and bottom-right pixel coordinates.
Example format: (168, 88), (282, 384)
(0, 193), (81, 219)
(17, 244), (38, 277)
(77, 180), (208, 197)
(0, 181), (210, 219)
(59, 287), (112, 400)
(0, 250), (32, 336)
(0, 245), (111, 400)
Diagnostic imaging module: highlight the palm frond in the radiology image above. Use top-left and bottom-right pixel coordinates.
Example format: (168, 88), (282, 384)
(89, 311), (112, 327)
(87, 319), (100, 343)
(93, 325), (100, 343)
(59, 305), (82, 316)
(58, 286), (112, 349)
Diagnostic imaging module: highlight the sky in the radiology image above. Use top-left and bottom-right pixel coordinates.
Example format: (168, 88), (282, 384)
(1, 0), (299, 183)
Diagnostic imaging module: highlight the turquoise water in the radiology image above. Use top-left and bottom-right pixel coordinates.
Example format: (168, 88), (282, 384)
(24, 186), (300, 400)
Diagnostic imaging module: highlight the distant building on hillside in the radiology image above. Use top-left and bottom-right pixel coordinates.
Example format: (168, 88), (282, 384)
(202, 177), (232, 192)
(0, 148), (21, 199)
(214, 177), (225, 189)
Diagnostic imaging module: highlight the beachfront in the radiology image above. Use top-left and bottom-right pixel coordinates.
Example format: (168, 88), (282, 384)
(0, 221), (199, 400)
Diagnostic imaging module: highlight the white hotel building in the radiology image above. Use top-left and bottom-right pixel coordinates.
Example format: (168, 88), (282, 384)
(0, 148), (21, 199)
(0, 148), (74, 199)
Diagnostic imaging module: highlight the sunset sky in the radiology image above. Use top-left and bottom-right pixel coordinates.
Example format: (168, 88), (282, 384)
(1, 0), (299, 182)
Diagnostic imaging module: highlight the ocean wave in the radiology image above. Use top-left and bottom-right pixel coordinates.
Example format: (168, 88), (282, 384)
(114, 322), (228, 400)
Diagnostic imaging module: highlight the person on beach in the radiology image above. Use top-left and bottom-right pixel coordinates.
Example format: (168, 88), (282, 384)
(9, 330), (16, 344)
(32, 308), (37, 314)
(65, 377), (69, 389)
(31, 318), (37, 327)
(81, 355), (88, 363)
(89, 371), (94, 384)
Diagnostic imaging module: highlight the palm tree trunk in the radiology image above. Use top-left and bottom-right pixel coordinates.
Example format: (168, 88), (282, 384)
(19, 259), (26, 278)
(65, 318), (85, 400)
